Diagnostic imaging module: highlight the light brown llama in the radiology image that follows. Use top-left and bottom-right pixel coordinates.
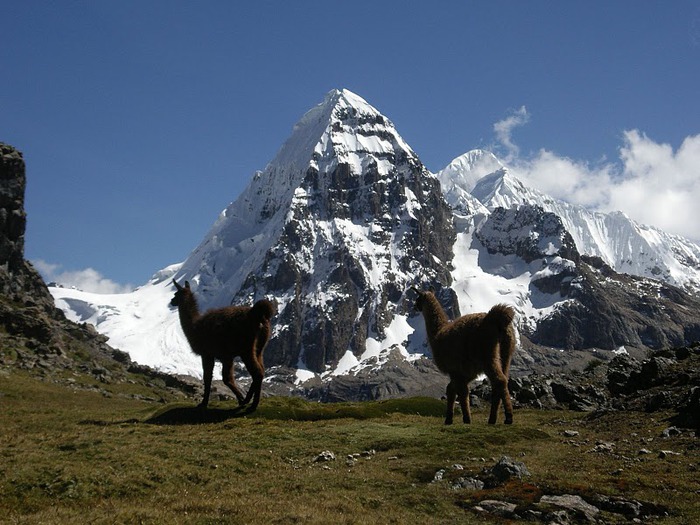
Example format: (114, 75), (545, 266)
(414, 289), (516, 425)
(170, 280), (275, 412)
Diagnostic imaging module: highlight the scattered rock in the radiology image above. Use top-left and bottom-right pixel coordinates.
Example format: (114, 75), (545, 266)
(313, 450), (336, 462)
(474, 500), (517, 517)
(589, 494), (643, 519)
(661, 426), (682, 438)
(484, 456), (530, 486)
(452, 477), (484, 491)
(590, 441), (615, 454)
(539, 494), (600, 522)
(431, 469), (445, 483)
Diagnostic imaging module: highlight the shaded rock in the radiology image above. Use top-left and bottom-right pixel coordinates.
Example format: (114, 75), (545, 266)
(431, 469), (445, 483)
(474, 499), (517, 517)
(452, 477), (484, 491)
(313, 450), (336, 462)
(606, 353), (642, 395)
(661, 426), (682, 438)
(539, 494), (600, 522)
(672, 386), (700, 431)
(484, 456), (530, 486)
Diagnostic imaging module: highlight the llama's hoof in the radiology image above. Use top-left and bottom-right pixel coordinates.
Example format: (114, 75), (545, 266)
(196, 403), (208, 410)
(505, 418), (513, 425)
(444, 419), (454, 425)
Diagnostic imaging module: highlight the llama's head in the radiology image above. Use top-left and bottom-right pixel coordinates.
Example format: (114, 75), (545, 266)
(170, 279), (192, 307)
(412, 288), (434, 312)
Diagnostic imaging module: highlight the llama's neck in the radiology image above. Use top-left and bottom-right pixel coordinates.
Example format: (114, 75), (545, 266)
(177, 292), (201, 341)
(420, 294), (449, 345)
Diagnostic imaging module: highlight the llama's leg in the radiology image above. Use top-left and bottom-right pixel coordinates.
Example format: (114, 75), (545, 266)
(221, 357), (246, 405)
(444, 380), (457, 425)
(457, 381), (471, 424)
(241, 354), (265, 412)
(487, 371), (513, 424)
(199, 356), (215, 409)
(501, 376), (514, 425)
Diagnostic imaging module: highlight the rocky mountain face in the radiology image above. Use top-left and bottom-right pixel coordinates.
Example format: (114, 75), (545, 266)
(173, 90), (459, 378)
(0, 143), (64, 339)
(0, 143), (197, 400)
(468, 203), (700, 354)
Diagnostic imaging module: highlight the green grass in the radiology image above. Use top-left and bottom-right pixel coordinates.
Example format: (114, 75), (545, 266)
(1, 371), (698, 524)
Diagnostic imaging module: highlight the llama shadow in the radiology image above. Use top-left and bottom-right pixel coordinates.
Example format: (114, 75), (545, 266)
(145, 405), (253, 425)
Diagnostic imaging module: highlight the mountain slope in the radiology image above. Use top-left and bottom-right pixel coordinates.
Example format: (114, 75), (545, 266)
(440, 155), (700, 294)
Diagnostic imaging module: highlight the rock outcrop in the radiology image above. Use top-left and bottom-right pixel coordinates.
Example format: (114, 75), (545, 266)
(474, 343), (700, 431)
(0, 143), (196, 399)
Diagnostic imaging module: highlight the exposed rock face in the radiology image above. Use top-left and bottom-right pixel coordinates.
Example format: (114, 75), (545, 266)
(0, 143), (58, 318)
(530, 254), (700, 350)
(476, 205), (579, 267)
(251, 138), (456, 372)
(471, 203), (700, 358)
(0, 143), (27, 274)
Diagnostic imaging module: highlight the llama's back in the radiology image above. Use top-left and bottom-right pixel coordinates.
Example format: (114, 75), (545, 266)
(190, 306), (252, 353)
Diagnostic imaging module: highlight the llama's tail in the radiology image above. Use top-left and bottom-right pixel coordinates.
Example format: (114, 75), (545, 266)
(483, 303), (515, 331)
(485, 304), (516, 375)
(250, 299), (276, 323)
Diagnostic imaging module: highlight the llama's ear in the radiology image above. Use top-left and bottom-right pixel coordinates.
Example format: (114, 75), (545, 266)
(173, 279), (183, 291)
(185, 281), (191, 289)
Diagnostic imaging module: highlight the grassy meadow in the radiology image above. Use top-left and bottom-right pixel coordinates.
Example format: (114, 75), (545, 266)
(1, 370), (698, 524)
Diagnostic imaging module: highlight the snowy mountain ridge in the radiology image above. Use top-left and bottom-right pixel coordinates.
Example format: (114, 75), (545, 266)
(50, 89), (700, 394)
(441, 162), (700, 294)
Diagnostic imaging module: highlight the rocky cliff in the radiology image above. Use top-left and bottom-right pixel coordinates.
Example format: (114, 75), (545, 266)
(0, 143), (196, 400)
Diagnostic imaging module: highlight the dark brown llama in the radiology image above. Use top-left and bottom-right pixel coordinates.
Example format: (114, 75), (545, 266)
(414, 289), (516, 425)
(171, 280), (275, 412)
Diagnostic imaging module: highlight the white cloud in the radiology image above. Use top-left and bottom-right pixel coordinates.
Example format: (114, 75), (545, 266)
(493, 106), (530, 161)
(499, 122), (700, 243)
(32, 259), (133, 294)
(513, 149), (615, 209)
(607, 130), (700, 241)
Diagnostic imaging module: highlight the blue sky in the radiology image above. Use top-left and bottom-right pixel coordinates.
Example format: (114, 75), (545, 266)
(2, 1), (699, 292)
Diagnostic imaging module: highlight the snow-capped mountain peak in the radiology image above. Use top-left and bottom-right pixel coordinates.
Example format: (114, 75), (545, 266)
(439, 151), (700, 294)
(437, 149), (503, 194)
